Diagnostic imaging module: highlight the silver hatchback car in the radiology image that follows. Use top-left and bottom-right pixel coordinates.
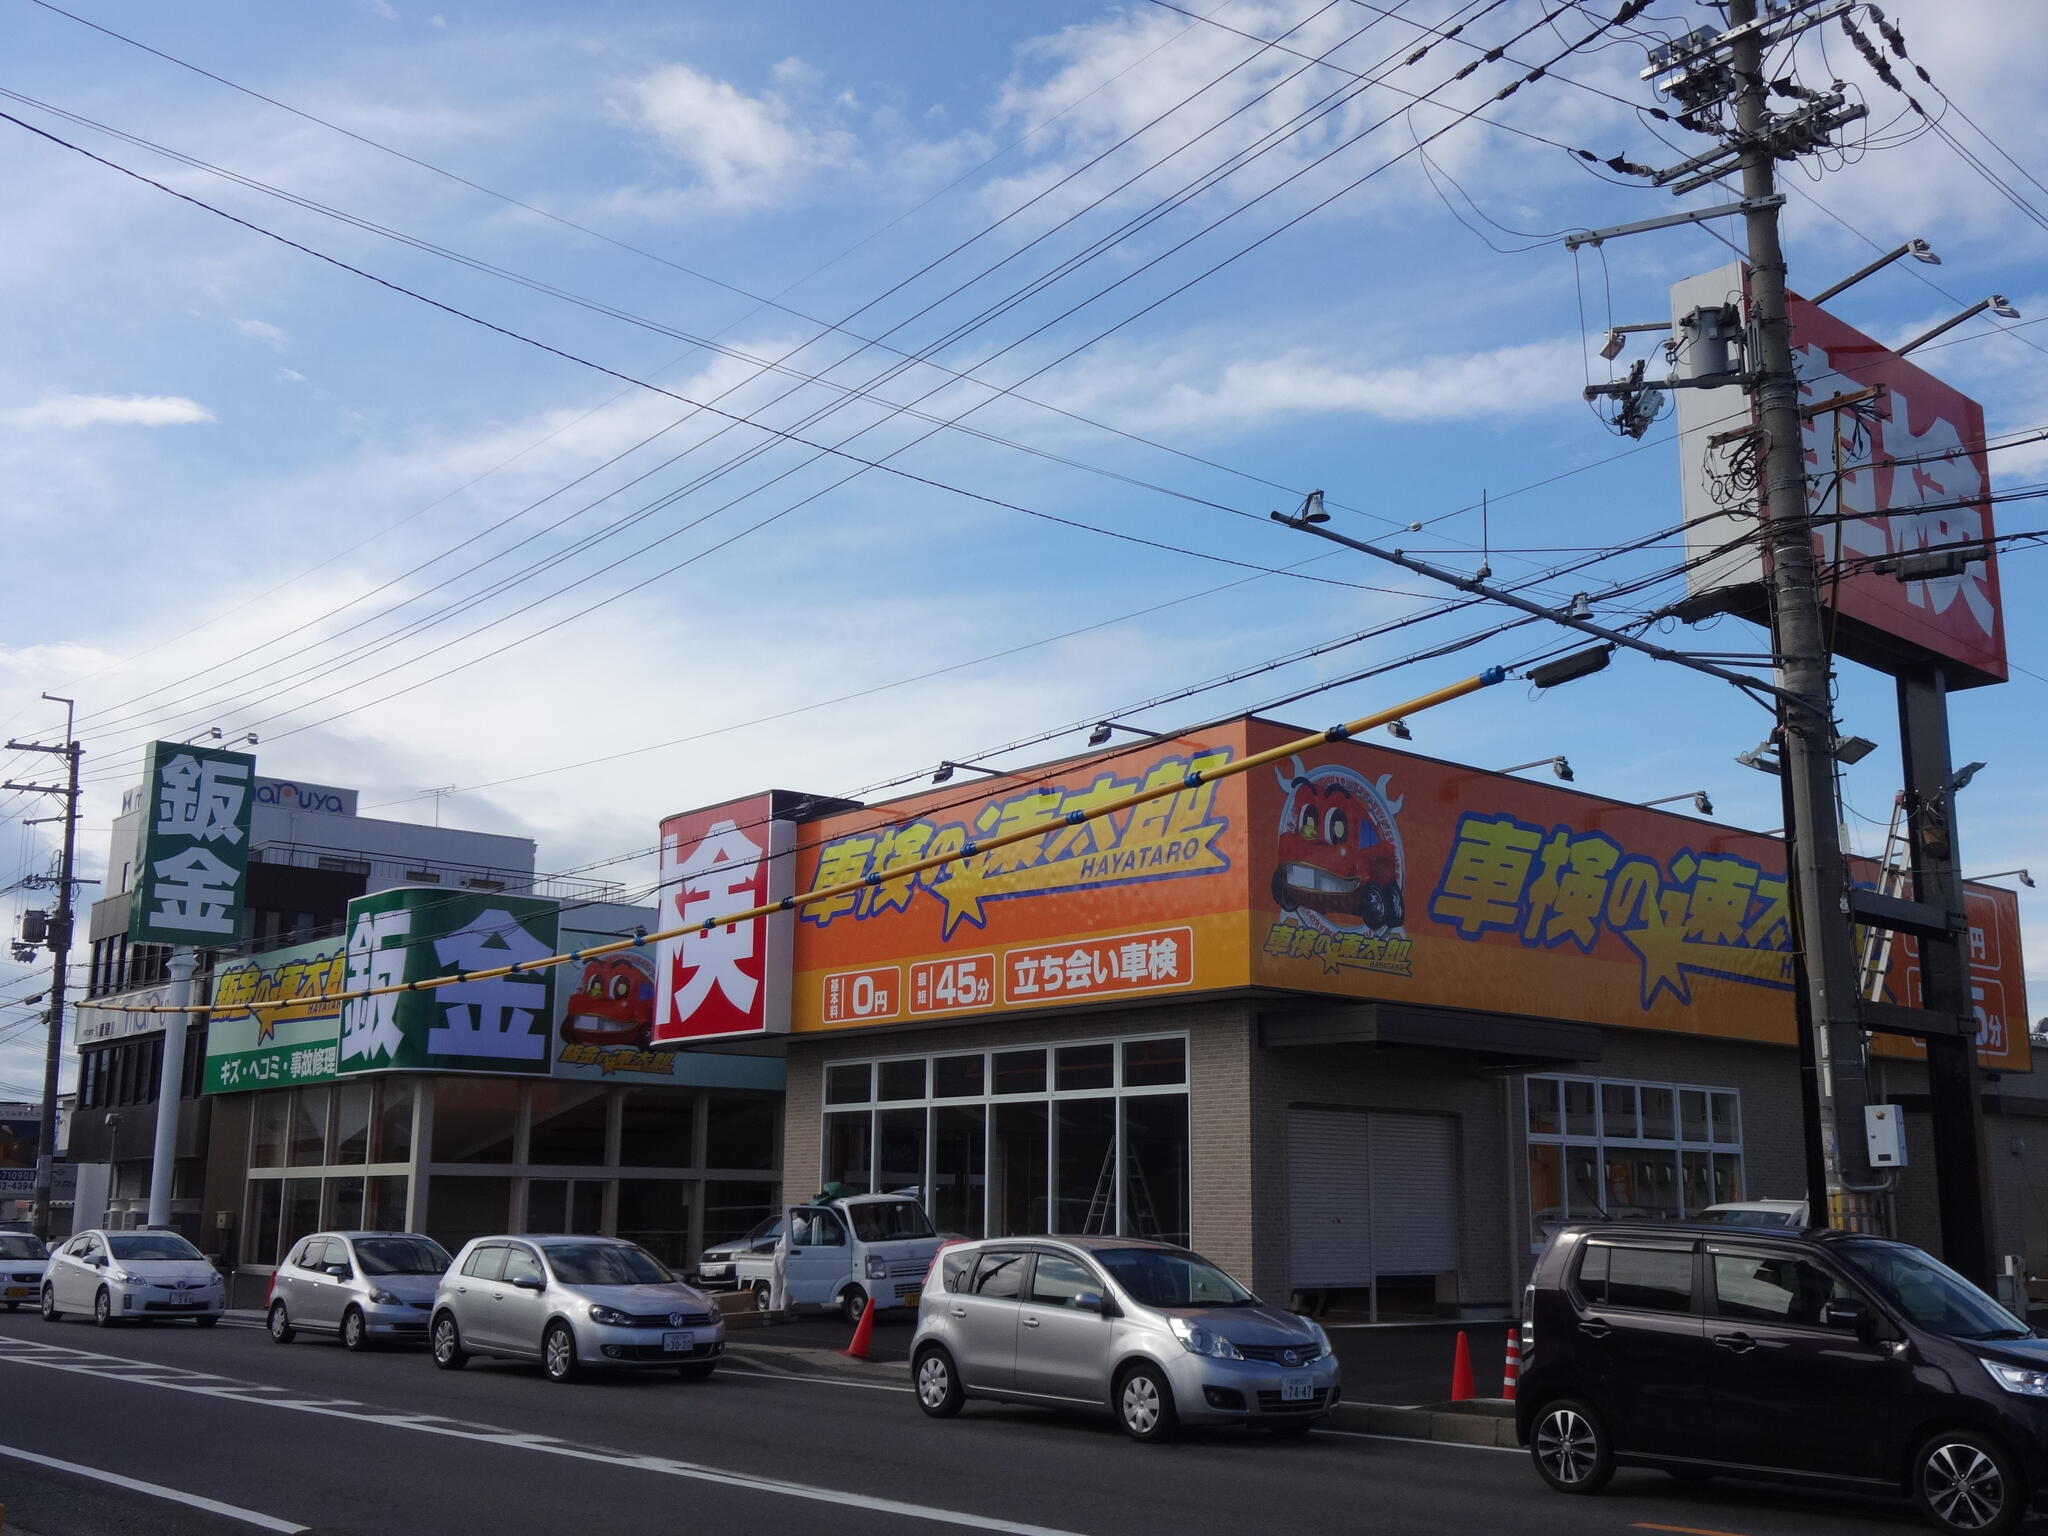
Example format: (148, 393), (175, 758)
(268, 1232), (451, 1350)
(912, 1236), (1339, 1442)
(431, 1234), (725, 1383)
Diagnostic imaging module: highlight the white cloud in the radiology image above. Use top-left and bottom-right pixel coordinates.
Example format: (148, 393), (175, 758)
(0, 394), (216, 431)
(234, 318), (289, 350)
(368, 0), (398, 19)
(611, 62), (853, 208)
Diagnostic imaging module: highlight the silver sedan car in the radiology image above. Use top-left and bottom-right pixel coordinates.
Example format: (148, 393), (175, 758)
(267, 1232), (451, 1350)
(912, 1236), (1339, 1442)
(431, 1234), (724, 1383)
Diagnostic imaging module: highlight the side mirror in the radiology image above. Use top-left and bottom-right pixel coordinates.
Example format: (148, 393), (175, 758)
(1075, 1291), (1107, 1315)
(325, 1264), (353, 1280)
(1823, 1297), (1872, 1336)
(512, 1274), (545, 1292)
(91, 1255), (108, 1268)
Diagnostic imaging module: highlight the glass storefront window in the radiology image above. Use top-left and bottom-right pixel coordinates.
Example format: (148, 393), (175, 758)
(1711, 1092), (1739, 1144)
(366, 1176), (408, 1232)
(1600, 1083), (1638, 1141)
(706, 1095), (776, 1170)
(1122, 1038), (1185, 1088)
(282, 1177), (322, 1257)
(249, 1179), (283, 1266)
(289, 1089), (331, 1167)
(1712, 1151), (1744, 1205)
(528, 1084), (608, 1166)
(1526, 1075), (1742, 1238)
(992, 1101), (1049, 1234)
(1121, 1093), (1189, 1245)
(1527, 1078), (1560, 1137)
(619, 1089), (693, 1168)
(617, 1180), (690, 1269)
(376, 1078), (416, 1164)
(993, 1050), (1046, 1096)
(431, 1078), (519, 1163)
(424, 1175), (511, 1254)
(825, 1112), (873, 1194)
(1680, 1089), (1710, 1143)
(932, 1054), (984, 1099)
(1565, 1144), (1603, 1219)
(929, 1106), (986, 1239)
(1641, 1086), (1675, 1141)
(251, 1092), (289, 1168)
(1528, 1144), (1561, 1245)
(877, 1059), (926, 1102)
(332, 1082), (372, 1166)
(1563, 1080), (1597, 1138)
(1055, 1044), (1114, 1093)
(703, 1180), (779, 1251)
(528, 1178), (606, 1235)
(876, 1108), (925, 1195)
(825, 1063), (872, 1105)
(325, 1175), (364, 1230)
(1053, 1097), (1116, 1231)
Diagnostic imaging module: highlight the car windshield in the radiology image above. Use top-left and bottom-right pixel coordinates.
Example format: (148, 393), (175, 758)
(545, 1243), (673, 1286)
(1842, 1242), (2032, 1340)
(845, 1202), (935, 1242)
(107, 1233), (203, 1261)
(1095, 1248), (1254, 1308)
(746, 1215), (784, 1242)
(353, 1237), (451, 1276)
(0, 1235), (45, 1260)
(1697, 1208), (1800, 1227)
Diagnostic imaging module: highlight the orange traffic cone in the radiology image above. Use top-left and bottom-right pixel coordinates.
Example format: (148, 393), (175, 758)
(1449, 1329), (1475, 1402)
(841, 1294), (876, 1360)
(1502, 1328), (1520, 1402)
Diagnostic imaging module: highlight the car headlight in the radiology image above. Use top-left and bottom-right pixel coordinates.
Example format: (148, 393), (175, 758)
(1304, 1319), (1332, 1359)
(865, 1255), (887, 1280)
(1982, 1359), (2048, 1397)
(106, 1271), (131, 1285)
(1169, 1317), (1243, 1360)
(369, 1289), (402, 1306)
(588, 1304), (630, 1326)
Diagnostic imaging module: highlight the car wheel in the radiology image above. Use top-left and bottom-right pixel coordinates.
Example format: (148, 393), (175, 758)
(543, 1323), (580, 1383)
(268, 1301), (295, 1343)
(752, 1280), (773, 1313)
(838, 1286), (868, 1326)
(341, 1307), (368, 1352)
(1116, 1363), (1180, 1444)
(1359, 883), (1388, 930)
(93, 1288), (116, 1328)
(675, 1362), (718, 1381)
(915, 1347), (964, 1419)
(1915, 1429), (2025, 1536)
(1381, 881), (1405, 929)
(1530, 1398), (1613, 1495)
(39, 1284), (61, 1322)
(431, 1313), (468, 1371)
(193, 1315), (219, 1329)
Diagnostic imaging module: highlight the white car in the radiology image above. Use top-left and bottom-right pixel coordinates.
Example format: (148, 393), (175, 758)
(1696, 1198), (1809, 1228)
(0, 1232), (48, 1311)
(41, 1228), (224, 1327)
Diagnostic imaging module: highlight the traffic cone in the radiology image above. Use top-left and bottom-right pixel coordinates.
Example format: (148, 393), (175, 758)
(1449, 1329), (1475, 1402)
(841, 1293), (876, 1360)
(1502, 1328), (1520, 1402)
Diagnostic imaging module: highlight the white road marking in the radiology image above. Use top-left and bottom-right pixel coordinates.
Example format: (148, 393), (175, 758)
(721, 1364), (915, 1394)
(0, 1441), (308, 1532)
(1313, 1426), (1522, 1454)
(0, 1338), (1089, 1536)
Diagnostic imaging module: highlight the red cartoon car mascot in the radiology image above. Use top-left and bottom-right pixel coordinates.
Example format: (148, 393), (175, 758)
(560, 951), (657, 1049)
(1273, 771), (1404, 931)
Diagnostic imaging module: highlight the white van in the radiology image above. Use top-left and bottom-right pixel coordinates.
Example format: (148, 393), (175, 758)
(735, 1194), (943, 1323)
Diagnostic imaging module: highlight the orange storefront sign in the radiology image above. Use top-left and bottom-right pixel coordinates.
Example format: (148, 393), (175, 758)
(784, 715), (2026, 1069)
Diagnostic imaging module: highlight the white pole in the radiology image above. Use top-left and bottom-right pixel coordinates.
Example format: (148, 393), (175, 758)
(145, 947), (197, 1229)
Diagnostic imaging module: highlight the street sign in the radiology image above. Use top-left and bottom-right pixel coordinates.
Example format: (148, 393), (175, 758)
(128, 740), (256, 946)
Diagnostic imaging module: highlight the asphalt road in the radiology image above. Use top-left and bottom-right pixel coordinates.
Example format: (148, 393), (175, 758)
(0, 1309), (1948, 1536)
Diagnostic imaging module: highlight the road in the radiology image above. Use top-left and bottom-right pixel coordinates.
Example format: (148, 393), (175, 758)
(0, 1310), (1930, 1536)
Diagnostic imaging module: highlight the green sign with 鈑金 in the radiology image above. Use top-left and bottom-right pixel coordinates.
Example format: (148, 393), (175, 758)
(202, 936), (346, 1093)
(128, 740), (256, 947)
(337, 887), (559, 1075)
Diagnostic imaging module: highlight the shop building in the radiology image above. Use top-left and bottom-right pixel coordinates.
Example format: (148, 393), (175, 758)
(656, 715), (2035, 1317)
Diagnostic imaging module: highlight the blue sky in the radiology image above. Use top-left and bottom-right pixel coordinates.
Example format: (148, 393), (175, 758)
(1, 0), (2044, 1094)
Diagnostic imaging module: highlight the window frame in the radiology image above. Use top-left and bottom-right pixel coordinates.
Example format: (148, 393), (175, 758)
(1571, 1237), (1702, 1318)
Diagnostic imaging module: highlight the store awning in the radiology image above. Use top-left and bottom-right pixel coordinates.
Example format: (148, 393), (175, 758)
(1258, 1000), (1600, 1064)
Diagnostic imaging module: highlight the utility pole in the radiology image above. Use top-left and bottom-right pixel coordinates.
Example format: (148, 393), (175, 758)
(1724, 0), (1885, 1226)
(6, 694), (81, 1242)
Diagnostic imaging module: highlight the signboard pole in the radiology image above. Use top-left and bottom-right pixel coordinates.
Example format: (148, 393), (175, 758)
(145, 947), (197, 1229)
(1730, 0), (1882, 1217)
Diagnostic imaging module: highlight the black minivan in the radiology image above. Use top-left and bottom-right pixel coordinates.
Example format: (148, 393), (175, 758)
(1519, 1221), (2048, 1535)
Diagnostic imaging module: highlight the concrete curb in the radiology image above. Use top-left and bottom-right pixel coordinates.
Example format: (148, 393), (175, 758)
(1333, 1399), (1521, 1448)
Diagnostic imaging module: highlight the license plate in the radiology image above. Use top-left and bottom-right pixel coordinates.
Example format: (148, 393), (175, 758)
(897, 1289), (921, 1308)
(168, 1300), (203, 1309)
(1281, 1376), (1315, 1402)
(662, 1331), (696, 1352)
(3, 1287), (31, 1299)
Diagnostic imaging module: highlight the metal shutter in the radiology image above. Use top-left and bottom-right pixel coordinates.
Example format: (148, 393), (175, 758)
(1368, 1113), (1458, 1274)
(1288, 1110), (1374, 1287)
(1288, 1108), (1459, 1290)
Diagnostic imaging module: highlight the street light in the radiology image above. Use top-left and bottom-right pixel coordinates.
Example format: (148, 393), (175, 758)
(1500, 756), (1573, 782)
(1809, 238), (1940, 304)
(1641, 790), (1715, 816)
(1735, 734), (1876, 774)
(1087, 722), (1164, 748)
(1967, 869), (2036, 889)
(1386, 719), (1413, 741)
(932, 760), (1002, 785)
(1898, 296), (2022, 356)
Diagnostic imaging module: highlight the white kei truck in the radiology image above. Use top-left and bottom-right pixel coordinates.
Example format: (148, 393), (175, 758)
(733, 1192), (944, 1324)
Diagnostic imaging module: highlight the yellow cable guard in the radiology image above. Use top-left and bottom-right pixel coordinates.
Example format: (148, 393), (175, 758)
(105, 668), (1504, 1020)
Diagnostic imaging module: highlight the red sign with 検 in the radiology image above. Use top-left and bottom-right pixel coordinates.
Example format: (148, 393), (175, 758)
(651, 794), (794, 1044)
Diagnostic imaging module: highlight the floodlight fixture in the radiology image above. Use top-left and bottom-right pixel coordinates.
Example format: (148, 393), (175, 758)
(1386, 719), (1413, 742)
(932, 760), (1001, 785)
(1640, 790), (1714, 816)
(1949, 760), (1988, 794)
(1501, 756), (1573, 782)
(1899, 296), (2022, 356)
(1968, 869), (2036, 890)
(1088, 721), (1164, 748)
(1809, 239), (1941, 304)
(1833, 735), (1878, 765)
(1527, 645), (1613, 689)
